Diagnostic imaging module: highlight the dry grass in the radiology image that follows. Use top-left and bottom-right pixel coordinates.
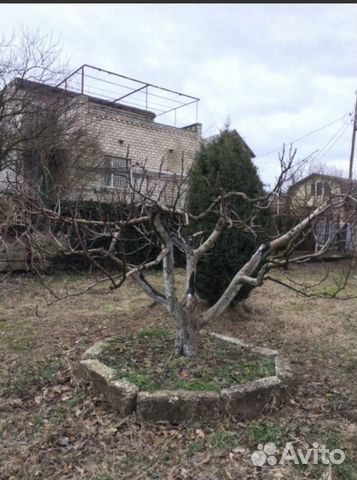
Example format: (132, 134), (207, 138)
(0, 261), (356, 479)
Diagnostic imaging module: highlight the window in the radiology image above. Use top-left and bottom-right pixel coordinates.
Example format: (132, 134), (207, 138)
(311, 181), (324, 197)
(102, 156), (130, 188)
(310, 181), (331, 197)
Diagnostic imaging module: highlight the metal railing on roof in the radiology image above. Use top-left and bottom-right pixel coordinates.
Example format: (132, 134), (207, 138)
(55, 64), (200, 127)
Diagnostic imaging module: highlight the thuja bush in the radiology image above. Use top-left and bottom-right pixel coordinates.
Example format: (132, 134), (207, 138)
(187, 128), (273, 304)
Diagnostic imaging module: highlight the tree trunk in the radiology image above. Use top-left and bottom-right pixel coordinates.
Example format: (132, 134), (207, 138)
(175, 309), (200, 357)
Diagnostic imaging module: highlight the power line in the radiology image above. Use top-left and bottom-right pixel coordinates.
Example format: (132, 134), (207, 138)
(312, 123), (351, 163)
(255, 113), (352, 159)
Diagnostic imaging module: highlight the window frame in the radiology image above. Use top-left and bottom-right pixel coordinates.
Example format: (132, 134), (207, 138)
(102, 155), (131, 189)
(311, 181), (325, 197)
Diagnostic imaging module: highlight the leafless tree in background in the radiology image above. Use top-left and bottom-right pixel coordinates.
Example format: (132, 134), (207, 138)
(0, 28), (100, 270)
(0, 27), (99, 195)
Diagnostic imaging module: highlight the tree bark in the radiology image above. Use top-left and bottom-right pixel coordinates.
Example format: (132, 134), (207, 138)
(175, 309), (200, 357)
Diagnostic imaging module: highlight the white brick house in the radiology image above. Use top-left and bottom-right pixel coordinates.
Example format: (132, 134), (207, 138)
(82, 94), (201, 202)
(12, 65), (202, 204)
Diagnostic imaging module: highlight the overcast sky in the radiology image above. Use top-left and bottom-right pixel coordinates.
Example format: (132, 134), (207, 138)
(1, 3), (356, 187)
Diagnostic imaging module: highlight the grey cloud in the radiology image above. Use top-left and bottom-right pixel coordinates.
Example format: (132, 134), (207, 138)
(0, 3), (356, 185)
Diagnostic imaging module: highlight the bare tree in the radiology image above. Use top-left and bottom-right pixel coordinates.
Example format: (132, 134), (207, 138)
(0, 28), (100, 271)
(4, 145), (355, 357)
(0, 28), (99, 195)
(288, 159), (347, 187)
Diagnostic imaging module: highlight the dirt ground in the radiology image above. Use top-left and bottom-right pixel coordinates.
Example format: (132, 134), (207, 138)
(0, 261), (356, 480)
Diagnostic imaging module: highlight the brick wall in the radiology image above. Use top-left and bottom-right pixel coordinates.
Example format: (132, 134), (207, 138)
(80, 97), (201, 199)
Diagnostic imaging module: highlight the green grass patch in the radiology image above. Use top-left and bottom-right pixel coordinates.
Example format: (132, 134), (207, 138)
(247, 421), (289, 447)
(209, 431), (238, 449)
(291, 429), (357, 480)
(4, 357), (62, 396)
(320, 430), (356, 480)
(137, 327), (171, 338)
(186, 440), (202, 457)
(99, 328), (275, 393)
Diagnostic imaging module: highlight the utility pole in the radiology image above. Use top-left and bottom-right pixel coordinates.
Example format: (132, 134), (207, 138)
(349, 93), (357, 271)
(349, 92), (357, 180)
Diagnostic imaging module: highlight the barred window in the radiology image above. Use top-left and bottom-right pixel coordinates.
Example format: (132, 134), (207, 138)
(102, 156), (130, 188)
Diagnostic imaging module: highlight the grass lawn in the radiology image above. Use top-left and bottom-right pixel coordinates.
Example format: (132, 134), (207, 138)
(0, 260), (356, 479)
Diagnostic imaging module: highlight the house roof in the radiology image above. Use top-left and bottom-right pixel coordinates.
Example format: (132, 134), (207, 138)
(12, 77), (157, 121)
(288, 172), (357, 195)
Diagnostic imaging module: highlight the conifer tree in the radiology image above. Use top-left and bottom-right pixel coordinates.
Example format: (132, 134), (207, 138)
(188, 127), (271, 304)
